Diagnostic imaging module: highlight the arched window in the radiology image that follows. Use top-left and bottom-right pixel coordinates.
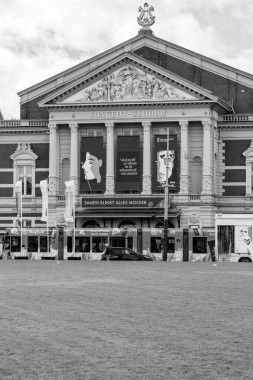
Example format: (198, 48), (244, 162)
(155, 220), (174, 228)
(118, 220), (136, 228)
(10, 143), (38, 196)
(191, 156), (202, 194)
(82, 220), (100, 228)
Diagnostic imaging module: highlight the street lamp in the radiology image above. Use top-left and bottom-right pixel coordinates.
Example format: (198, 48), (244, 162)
(163, 128), (170, 262)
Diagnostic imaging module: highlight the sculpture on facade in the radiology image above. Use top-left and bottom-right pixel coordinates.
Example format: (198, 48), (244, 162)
(137, 3), (155, 28)
(73, 65), (187, 103)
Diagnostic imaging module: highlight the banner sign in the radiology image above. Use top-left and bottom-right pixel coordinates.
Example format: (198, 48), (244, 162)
(40, 179), (48, 222)
(64, 180), (75, 223)
(66, 228), (135, 237)
(6, 228), (48, 236)
(15, 180), (22, 219)
(80, 137), (105, 192)
(235, 226), (253, 255)
(116, 136), (141, 190)
(82, 197), (163, 208)
(153, 135), (178, 191)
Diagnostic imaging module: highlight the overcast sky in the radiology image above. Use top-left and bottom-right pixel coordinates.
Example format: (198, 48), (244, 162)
(1, 0), (253, 119)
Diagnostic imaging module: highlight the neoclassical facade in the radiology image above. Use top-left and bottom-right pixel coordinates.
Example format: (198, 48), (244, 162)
(1, 7), (253, 233)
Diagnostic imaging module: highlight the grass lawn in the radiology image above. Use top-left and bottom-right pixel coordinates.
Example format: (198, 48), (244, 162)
(0, 261), (253, 380)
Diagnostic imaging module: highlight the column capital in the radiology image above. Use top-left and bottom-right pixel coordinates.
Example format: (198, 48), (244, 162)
(179, 120), (188, 130)
(202, 120), (212, 131)
(69, 123), (79, 132)
(105, 122), (114, 131)
(48, 123), (57, 133)
(142, 121), (152, 131)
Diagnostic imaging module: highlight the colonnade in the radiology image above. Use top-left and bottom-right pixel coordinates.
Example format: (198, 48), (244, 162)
(48, 119), (216, 196)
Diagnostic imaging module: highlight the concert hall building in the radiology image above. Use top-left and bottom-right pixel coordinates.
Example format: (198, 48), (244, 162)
(1, 6), (253, 258)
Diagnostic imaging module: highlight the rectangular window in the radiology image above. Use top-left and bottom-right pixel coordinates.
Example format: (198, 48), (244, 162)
(40, 236), (48, 253)
(28, 236), (38, 252)
(18, 165), (33, 195)
(127, 237), (133, 249)
(151, 237), (175, 253)
(168, 237), (175, 253)
(151, 237), (162, 253)
(217, 226), (234, 254)
(67, 236), (72, 252)
(11, 236), (21, 252)
(192, 237), (207, 253)
(92, 237), (107, 252)
(75, 237), (90, 253)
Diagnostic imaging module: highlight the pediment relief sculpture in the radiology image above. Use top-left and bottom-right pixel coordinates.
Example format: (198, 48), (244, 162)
(10, 143), (38, 160)
(61, 64), (197, 104)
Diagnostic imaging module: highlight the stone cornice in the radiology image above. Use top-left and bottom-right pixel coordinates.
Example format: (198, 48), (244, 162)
(218, 124), (253, 129)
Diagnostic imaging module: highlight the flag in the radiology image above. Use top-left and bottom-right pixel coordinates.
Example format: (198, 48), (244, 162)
(40, 179), (48, 222)
(64, 180), (75, 222)
(15, 180), (22, 219)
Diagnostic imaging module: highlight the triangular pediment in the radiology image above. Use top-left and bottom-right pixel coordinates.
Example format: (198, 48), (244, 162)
(39, 53), (220, 108)
(60, 64), (197, 103)
(243, 141), (253, 158)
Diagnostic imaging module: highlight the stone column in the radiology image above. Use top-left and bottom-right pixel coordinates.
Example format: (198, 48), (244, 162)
(202, 120), (213, 194)
(69, 123), (79, 192)
(48, 123), (58, 195)
(179, 120), (189, 194)
(142, 122), (152, 194)
(105, 122), (115, 194)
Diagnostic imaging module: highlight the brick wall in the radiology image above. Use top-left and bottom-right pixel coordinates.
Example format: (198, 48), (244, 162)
(134, 47), (253, 114)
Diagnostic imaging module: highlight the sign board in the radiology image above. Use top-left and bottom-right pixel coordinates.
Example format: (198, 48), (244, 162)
(81, 197), (163, 208)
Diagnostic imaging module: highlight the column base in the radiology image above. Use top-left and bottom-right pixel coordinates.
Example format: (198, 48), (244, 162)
(201, 175), (213, 195)
(49, 176), (59, 195)
(70, 176), (79, 194)
(179, 176), (189, 194)
(105, 177), (115, 195)
(141, 176), (152, 195)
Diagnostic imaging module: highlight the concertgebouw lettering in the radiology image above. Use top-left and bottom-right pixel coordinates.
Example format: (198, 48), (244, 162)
(89, 110), (167, 119)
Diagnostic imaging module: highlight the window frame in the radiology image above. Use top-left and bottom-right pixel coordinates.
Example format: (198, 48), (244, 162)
(11, 143), (38, 197)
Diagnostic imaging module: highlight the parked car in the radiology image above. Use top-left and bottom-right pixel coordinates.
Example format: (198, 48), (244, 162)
(101, 247), (153, 261)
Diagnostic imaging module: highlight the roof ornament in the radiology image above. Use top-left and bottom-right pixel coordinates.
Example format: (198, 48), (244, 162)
(137, 3), (155, 36)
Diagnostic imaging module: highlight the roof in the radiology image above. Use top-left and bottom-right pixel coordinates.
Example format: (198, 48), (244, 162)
(17, 32), (253, 105)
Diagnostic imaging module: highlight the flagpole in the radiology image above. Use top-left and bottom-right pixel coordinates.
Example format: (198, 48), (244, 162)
(47, 181), (49, 254)
(20, 188), (23, 252)
(163, 128), (169, 262)
(73, 190), (75, 254)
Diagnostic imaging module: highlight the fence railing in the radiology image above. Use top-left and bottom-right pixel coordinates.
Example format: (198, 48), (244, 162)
(219, 114), (253, 123)
(0, 120), (48, 127)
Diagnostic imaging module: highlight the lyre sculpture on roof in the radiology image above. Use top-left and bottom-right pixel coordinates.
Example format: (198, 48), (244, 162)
(137, 3), (155, 29)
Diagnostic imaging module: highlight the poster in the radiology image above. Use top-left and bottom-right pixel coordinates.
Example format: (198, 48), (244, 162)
(153, 135), (177, 191)
(116, 136), (141, 190)
(80, 137), (105, 192)
(235, 226), (253, 255)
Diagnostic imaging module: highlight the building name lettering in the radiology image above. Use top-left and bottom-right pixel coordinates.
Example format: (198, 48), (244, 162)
(81, 197), (163, 208)
(89, 110), (167, 119)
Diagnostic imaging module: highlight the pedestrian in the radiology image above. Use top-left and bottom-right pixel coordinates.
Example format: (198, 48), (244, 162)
(104, 243), (111, 261)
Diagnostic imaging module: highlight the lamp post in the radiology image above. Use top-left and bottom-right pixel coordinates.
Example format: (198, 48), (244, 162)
(163, 128), (170, 262)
